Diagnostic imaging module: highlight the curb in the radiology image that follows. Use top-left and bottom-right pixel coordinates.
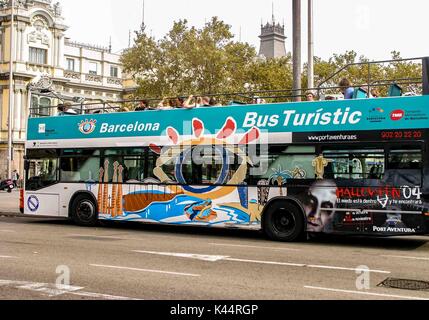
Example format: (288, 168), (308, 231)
(0, 212), (22, 217)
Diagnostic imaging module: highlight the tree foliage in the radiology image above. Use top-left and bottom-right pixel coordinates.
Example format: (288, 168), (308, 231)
(122, 17), (423, 100)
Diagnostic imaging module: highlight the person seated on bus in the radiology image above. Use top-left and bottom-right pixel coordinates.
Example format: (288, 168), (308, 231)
(339, 78), (354, 100)
(135, 99), (149, 111)
(57, 102), (77, 116)
(181, 95), (195, 109)
(370, 88), (381, 98)
(306, 91), (317, 102)
(209, 97), (222, 106)
(200, 96), (211, 107)
(157, 98), (174, 110)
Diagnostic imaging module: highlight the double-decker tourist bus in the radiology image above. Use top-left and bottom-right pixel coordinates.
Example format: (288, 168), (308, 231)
(21, 92), (429, 241)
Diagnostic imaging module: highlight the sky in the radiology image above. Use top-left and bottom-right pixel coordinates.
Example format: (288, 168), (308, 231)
(59, 0), (428, 61)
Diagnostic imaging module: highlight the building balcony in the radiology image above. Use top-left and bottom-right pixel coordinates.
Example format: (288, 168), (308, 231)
(107, 77), (123, 86)
(25, 63), (55, 74)
(62, 71), (124, 89)
(64, 70), (81, 80)
(85, 73), (103, 83)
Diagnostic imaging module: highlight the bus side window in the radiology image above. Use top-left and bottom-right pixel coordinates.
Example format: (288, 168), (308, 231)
(388, 149), (422, 170)
(323, 149), (385, 180)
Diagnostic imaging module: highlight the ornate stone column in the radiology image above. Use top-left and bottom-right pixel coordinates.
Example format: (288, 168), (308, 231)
(18, 23), (25, 62)
(57, 32), (64, 68)
(0, 26), (4, 61)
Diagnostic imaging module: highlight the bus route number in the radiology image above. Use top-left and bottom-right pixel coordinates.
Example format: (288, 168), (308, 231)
(381, 131), (423, 140)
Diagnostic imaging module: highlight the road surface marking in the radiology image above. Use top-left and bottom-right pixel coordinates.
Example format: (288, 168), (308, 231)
(0, 279), (140, 300)
(381, 255), (429, 261)
(68, 234), (124, 240)
(133, 250), (230, 262)
(226, 258), (390, 274)
(133, 251), (390, 274)
(304, 286), (429, 300)
(226, 258), (305, 267)
(90, 264), (201, 277)
(209, 243), (301, 252)
(70, 291), (141, 300)
(306, 264), (390, 274)
(0, 280), (83, 297)
(0, 255), (17, 259)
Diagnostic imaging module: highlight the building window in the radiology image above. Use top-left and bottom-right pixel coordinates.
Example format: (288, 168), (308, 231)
(88, 62), (98, 75)
(29, 47), (47, 65)
(66, 58), (75, 71)
(31, 96), (51, 117)
(110, 66), (118, 78)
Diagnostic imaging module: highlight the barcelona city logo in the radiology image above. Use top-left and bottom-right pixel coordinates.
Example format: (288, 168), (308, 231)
(78, 119), (97, 135)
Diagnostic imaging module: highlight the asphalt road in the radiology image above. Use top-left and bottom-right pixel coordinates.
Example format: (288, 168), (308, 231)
(1, 192), (429, 300)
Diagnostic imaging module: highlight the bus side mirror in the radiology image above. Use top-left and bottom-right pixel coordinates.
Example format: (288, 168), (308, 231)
(24, 160), (30, 171)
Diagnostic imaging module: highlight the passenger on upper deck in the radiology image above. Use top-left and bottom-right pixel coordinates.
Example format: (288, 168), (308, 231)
(339, 78), (355, 100)
(306, 91), (317, 102)
(201, 96), (211, 107)
(157, 98), (174, 110)
(57, 102), (77, 116)
(370, 88), (381, 98)
(209, 97), (222, 106)
(135, 100), (149, 111)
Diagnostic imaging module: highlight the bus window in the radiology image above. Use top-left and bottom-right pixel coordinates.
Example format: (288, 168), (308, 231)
(102, 148), (145, 183)
(388, 149), (422, 170)
(249, 146), (316, 185)
(26, 158), (59, 191)
(60, 157), (100, 182)
(323, 149), (385, 180)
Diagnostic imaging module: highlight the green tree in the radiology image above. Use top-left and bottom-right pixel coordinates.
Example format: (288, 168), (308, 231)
(121, 17), (257, 98)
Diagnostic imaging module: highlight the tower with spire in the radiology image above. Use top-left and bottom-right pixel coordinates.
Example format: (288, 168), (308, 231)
(258, 5), (287, 59)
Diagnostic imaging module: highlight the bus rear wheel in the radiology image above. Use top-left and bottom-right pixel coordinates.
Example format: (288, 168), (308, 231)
(263, 201), (305, 242)
(71, 194), (98, 227)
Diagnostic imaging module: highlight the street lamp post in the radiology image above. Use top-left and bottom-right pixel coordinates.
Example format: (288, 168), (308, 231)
(292, 0), (302, 101)
(7, 0), (15, 180)
(308, 0), (314, 90)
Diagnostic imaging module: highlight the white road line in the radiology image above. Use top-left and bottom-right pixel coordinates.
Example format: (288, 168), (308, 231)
(304, 286), (429, 300)
(226, 258), (305, 268)
(381, 255), (429, 261)
(133, 250), (390, 274)
(68, 234), (124, 240)
(70, 291), (141, 300)
(90, 264), (201, 277)
(0, 279), (140, 300)
(306, 264), (390, 274)
(133, 250), (229, 262)
(226, 258), (390, 274)
(209, 243), (301, 252)
(0, 255), (17, 259)
(0, 229), (16, 233)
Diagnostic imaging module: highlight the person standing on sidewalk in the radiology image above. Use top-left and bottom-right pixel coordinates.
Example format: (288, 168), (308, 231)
(12, 170), (19, 188)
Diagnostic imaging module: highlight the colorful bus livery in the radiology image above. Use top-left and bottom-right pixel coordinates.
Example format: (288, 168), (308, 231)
(23, 95), (429, 241)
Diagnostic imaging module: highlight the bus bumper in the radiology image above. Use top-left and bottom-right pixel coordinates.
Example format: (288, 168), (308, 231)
(19, 189), (24, 214)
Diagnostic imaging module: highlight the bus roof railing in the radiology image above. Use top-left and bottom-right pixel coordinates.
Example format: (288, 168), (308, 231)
(28, 56), (429, 118)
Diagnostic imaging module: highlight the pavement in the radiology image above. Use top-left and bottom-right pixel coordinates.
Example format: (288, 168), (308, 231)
(1, 191), (429, 300)
(0, 190), (20, 215)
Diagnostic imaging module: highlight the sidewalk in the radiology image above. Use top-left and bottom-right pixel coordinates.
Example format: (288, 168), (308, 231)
(0, 190), (21, 216)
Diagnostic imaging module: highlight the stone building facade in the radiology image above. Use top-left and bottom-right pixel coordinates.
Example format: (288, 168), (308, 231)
(0, 0), (135, 179)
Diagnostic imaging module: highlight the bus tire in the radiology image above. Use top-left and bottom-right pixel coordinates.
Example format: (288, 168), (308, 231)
(70, 194), (98, 227)
(263, 200), (305, 242)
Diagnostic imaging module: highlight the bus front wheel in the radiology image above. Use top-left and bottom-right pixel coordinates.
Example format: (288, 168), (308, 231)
(70, 194), (98, 227)
(263, 201), (305, 242)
